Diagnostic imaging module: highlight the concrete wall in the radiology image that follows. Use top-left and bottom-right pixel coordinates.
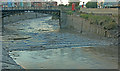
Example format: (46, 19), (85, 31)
(60, 13), (118, 58)
(61, 14), (115, 38)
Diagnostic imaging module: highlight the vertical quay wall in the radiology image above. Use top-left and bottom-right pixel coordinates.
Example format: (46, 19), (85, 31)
(60, 13), (116, 38)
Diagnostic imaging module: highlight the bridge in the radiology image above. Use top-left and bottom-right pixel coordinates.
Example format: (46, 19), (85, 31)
(1, 7), (70, 29)
(2, 7), (61, 18)
(1, 7), (63, 28)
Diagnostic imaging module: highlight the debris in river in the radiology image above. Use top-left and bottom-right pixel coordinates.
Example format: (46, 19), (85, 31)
(17, 28), (24, 30)
(30, 46), (46, 50)
(8, 37), (31, 40)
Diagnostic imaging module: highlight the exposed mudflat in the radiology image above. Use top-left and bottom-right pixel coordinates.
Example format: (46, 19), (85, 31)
(2, 15), (118, 69)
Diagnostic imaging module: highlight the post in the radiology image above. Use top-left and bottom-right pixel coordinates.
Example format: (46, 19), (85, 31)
(2, 17), (4, 32)
(59, 11), (62, 29)
(36, 12), (37, 18)
(81, 19), (83, 33)
(104, 30), (107, 37)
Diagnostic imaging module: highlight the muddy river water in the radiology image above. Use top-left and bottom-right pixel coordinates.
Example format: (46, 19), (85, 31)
(3, 15), (118, 69)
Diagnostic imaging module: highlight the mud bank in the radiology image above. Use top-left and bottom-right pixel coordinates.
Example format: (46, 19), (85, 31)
(2, 47), (23, 69)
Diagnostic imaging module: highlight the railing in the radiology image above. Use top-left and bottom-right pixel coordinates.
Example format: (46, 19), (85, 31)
(2, 6), (60, 10)
(1, 6), (72, 12)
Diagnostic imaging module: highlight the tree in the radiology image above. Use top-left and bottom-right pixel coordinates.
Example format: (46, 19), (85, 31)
(59, 4), (64, 6)
(86, 2), (97, 8)
(68, 2), (80, 7)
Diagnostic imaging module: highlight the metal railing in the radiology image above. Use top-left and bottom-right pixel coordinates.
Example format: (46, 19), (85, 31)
(1, 6), (72, 12)
(2, 6), (60, 10)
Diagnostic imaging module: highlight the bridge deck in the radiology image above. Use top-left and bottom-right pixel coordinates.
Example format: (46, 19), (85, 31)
(2, 9), (61, 18)
(2, 9), (60, 12)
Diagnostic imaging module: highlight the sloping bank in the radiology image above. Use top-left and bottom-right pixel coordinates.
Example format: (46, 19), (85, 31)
(2, 13), (50, 69)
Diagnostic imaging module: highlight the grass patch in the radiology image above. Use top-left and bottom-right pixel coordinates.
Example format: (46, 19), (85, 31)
(103, 22), (117, 30)
(80, 14), (112, 22)
(66, 11), (73, 15)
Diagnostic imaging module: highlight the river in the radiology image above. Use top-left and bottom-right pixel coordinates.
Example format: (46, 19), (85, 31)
(2, 14), (118, 69)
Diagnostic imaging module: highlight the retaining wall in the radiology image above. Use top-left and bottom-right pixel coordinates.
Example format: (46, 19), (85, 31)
(61, 14), (115, 38)
(60, 13), (118, 59)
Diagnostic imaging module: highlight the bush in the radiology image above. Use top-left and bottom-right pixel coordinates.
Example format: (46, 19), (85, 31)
(67, 11), (73, 15)
(103, 22), (117, 30)
(86, 2), (97, 8)
(80, 14), (89, 19)
(80, 14), (117, 30)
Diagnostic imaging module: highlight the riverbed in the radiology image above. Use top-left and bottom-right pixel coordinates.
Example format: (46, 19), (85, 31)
(2, 15), (118, 69)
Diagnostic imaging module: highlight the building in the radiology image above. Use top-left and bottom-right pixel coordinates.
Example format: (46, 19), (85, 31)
(103, 2), (118, 8)
(90, 0), (119, 8)
(7, 0), (12, 7)
(2, 2), (8, 7)
(31, 1), (57, 8)
(49, 1), (57, 6)
(23, 2), (31, 7)
(31, 2), (42, 7)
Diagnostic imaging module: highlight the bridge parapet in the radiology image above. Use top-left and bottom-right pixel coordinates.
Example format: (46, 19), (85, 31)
(2, 7), (61, 18)
(2, 7), (60, 10)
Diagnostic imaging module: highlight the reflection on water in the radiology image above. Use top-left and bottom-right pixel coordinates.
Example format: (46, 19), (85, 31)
(9, 47), (118, 69)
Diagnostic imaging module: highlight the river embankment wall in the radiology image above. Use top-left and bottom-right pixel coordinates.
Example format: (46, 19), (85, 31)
(60, 13), (118, 59)
(61, 13), (117, 38)
(60, 12), (118, 57)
